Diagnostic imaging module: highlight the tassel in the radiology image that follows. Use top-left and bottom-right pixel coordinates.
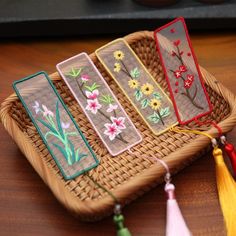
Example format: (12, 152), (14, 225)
(113, 204), (132, 236)
(213, 146), (236, 236)
(165, 182), (192, 236)
(220, 136), (236, 177)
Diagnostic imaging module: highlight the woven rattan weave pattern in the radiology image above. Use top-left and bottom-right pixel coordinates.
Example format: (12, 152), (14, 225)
(0, 31), (235, 221)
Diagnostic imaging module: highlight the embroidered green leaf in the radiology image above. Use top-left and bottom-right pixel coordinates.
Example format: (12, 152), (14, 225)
(130, 67), (140, 79)
(55, 101), (64, 139)
(52, 142), (68, 163)
(76, 149), (87, 162)
(100, 94), (114, 104)
(68, 139), (76, 165)
(85, 82), (100, 92)
(134, 89), (143, 101)
(153, 92), (162, 100)
(160, 107), (170, 118)
(67, 67), (83, 78)
(147, 111), (161, 124)
(141, 98), (150, 109)
(37, 118), (58, 135)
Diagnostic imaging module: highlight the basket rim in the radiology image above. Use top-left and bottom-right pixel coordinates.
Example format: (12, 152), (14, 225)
(1, 30), (236, 220)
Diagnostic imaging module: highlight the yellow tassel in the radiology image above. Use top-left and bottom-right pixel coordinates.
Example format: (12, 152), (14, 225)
(213, 147), (236, 236)
(171, 127), (236, 235)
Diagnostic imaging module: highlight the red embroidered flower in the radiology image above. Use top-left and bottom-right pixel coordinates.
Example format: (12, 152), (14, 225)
(179, 65), (187, 73)
(174, 70), (182, 78)
(173, 39), (180, 46)
(179, 51), (184, 56)
(171, 51), (176, 56)
(187, 74), (194, 82)
(170, 28), (175, 33)
(184, 79), (193, 89)
(187, 52), (191, 57)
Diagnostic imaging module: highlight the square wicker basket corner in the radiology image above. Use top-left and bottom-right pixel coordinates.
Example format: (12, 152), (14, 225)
(1, 31), (236, 222)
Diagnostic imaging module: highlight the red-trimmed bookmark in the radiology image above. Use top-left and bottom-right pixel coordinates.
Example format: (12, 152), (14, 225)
(154, 17), (212, 124)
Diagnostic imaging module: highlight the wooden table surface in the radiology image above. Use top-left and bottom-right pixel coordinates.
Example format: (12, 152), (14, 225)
(1, 32), (236, 236)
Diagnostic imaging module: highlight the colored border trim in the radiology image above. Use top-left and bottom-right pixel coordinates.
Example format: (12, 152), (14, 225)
(13, 71), (99, 180)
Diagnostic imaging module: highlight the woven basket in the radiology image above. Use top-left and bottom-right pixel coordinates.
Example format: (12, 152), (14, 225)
(1, 31), (236, 222)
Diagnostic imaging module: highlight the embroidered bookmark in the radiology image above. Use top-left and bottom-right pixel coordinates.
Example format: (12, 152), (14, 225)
(95, 39), (177, 136)
(13, 72), (99, 180)
(57, 53), (142, 156)
(154, 17), (212, 125)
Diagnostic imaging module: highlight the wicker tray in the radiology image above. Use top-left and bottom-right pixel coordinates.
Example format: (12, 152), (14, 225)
(1, 31), (236, 222)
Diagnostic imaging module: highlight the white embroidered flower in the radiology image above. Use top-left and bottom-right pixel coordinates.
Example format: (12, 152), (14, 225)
(106, 104), (118, 113)
(85, 99), (102, 114)
(33, 101), (40, 114)
(111, 117), (126, 130)
(42, 104), (54, 117)
(104, 123), (121, 141)
(61, 121), (70, 129)
(85, 89), (99, 100)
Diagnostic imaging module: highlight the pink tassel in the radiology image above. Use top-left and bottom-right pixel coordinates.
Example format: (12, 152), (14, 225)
(165, 183), (192, 236)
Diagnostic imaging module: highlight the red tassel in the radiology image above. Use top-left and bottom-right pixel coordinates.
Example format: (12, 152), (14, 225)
(224, 142), (236, 177)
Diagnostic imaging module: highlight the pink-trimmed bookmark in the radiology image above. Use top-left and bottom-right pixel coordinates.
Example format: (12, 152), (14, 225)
(154, 17), (212, 125)
(57, 53), (142, 156)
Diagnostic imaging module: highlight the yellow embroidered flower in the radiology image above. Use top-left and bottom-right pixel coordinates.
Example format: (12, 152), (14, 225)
(114, 63), (121, 72)
(150, 98), (161, 110)
(141, 83), (154, 95)
(128, 79), (139, 89)
(114, 50), (125, 60)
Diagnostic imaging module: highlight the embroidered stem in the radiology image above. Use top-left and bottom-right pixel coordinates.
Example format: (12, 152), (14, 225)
(76, 79), (129, 144)
(120, 60), (132, 79)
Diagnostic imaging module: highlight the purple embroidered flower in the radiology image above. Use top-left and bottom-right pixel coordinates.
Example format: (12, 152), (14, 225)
(33, 101), (40, 114)
(42, 104), (54, 117)
(85, 99), (102, 114)
(61, 121), (70, 129)
(85, 89), (99, 99)
(81, 74), (89, 82)
(104, 123), (121, 141)
(106, 104), (118, 113)
(111, 117), (126, 130)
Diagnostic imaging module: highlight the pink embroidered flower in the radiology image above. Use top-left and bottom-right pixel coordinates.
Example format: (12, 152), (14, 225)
(33, 101), (40, 114)
(104, 123), (121, 141)
(106, 104), (118, 113)
(173, 39), (180, 46)
(174, 70), (182, 78)
(179, 65), (187, 73)
(85, 89), (99, 99)
(85, 99), (102, 114)
(61, 121), (70, 129)
(187, 74), (194, 82)
(42, 104), (54, 117)
(81, 74), (89, 82)
(111, 117), (126, 130)
(184, 80), (193, 89)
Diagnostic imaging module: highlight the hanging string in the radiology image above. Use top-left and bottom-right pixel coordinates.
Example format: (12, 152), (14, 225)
(171, 126), (236, 236)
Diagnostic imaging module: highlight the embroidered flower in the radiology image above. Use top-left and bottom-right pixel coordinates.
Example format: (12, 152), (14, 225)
(104, 123), (121, 141)
(42, 104), (54, 117)
(187, 74), (194, 82)
(173, 70), (182, 78)
(170, 28), (175, 33)
(179, 65), (187, 73)
(141, 83), (154, 95)
(61, 121), (70, 129)
(114, 50), (124, 60)
(111, 117), (126, 130)
(128, 79), (139, 89)
(114, 63), (121, 72)
(81, 74), (89, 82)
(150, 98), (161, 110)
(85, 99), (102, 114)
(171, 51), (176, 56)
(85, 89), (99, 99)
(187, 52), (191, 57)
(106, 104), (118, 113)
(33, 101), (40, 114)
(184, 80), (193, 89)
(173, 39), (180, 46)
